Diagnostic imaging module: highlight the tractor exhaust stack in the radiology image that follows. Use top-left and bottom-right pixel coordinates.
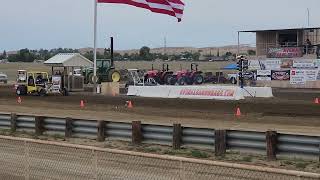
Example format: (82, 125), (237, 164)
(110, 37), (114, 67)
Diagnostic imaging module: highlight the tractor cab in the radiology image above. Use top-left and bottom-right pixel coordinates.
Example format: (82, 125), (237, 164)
(96, 59), (111, 74)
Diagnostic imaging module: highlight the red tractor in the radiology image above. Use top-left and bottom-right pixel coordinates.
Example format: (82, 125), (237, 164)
(169, 63), (204, 85)
(144, 64), (173, 85)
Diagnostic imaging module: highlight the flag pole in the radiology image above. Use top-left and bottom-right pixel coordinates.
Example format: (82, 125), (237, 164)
(93, 0), (98, 92)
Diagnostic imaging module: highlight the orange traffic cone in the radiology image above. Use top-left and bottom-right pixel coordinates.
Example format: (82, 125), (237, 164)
(235, 107), (241, 117)
(127, 101), (133, 109)
(17, 97), (22, 104)
(80, 100), (85, 108)
(314, 98), (319, 104)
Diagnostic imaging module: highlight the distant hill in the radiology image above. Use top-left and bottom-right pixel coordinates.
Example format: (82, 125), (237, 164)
(5, 45), (255, 57)
(78, 45), (255, 56)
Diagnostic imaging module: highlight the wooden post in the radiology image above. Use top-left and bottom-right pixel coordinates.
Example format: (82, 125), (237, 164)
(35, 116), (45, 136)
(266, 131), (277, 161)
(172, 124), (182, 150)
(215, 130), (227, 156)
(10, 113), (17, 132)
(65, 117), (73, 138)
(97, 120), (106, 142)
(132, 121), (142, 145)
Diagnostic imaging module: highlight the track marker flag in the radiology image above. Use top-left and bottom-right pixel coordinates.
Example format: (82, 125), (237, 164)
(97, 0), (185, 22)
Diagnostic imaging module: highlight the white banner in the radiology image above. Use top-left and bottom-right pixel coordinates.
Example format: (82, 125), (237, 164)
(127, 86), (273, 100)
(293, 60), (317, 69)
(260, 59), (281, 70)
(257, 70), (271, 81)
(248, 60), (261, 70)
(305, 70), (318, 81)
(128, 86), (244, 100)
(290, 69), (306, 85)
(52, 75), (62, 92)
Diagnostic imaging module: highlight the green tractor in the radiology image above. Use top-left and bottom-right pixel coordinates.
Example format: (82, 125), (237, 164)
(83, 37), (121, 84)
(83, 59), (121, 84)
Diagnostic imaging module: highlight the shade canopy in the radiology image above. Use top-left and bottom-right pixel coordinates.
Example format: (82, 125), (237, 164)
(44, 53), (93, 67)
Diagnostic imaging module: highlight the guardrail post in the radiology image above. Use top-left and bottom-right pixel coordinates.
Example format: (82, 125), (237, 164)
(10, 113), (17, 132)
(266, 131), (277, 161)
(35, 116), (45, 136)
(97, 120), (106, 142)
(172, 124), (182, 150)
(215, 129), (226, 156)
(132, 121), (142, 145)
(65, 117), (73, 138)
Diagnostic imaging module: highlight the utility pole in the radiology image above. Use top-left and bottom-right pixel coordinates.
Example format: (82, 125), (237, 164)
(307, 8), (310, 27)
(164, 36), (167, 56)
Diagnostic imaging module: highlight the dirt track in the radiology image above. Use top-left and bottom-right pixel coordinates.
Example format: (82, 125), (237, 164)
(1, 85), (320, 135)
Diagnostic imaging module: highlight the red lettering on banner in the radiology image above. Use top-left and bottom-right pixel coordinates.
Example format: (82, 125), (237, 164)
(179, 89), (235, 97)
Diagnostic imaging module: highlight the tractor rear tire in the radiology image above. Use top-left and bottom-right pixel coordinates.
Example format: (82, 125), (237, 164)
(194, 74), (204, 85)
(177, 77), (187, 85)
(88, 73), (94, 84)
(163, 74), (172, 85)
(108, 69), (121, 82)
(16, 86), (27, 96)
(39, 89), (46, 97)
(168, 76), (177, 85)
(230, 77), (237, 84)
(62, 88), (69, 96)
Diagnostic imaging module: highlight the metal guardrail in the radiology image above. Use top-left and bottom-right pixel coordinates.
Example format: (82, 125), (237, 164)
(0, 114), (11, 130)
(227, 130), (266, 154)
(16, 115), (35, 132)
(106, 122), (131, 140)
(44, 117), (66, 136)
(72, 119), (97, 139)
(0, 112), (319, 161)
(182, 127), (215, 149)
(142, 124), (172, 145)
(277, 134), (320, 160)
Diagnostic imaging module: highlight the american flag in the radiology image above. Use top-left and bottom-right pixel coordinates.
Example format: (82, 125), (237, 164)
(97, 0), (185, 22)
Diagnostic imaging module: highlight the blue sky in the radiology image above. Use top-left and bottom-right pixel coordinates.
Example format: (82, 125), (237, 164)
(0, 0), (319, 51)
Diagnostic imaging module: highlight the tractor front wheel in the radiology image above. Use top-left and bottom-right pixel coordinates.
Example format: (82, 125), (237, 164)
(108, 69), (121, 82)
(194, 74), (204, 85)
(177, 77), (187, 85)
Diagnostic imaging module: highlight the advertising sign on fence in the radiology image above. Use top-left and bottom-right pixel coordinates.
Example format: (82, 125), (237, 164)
(248, 60), (261, 70)
(293, 60), (317, 69)
(271, 70), (290, 80)
(305, 70), (318, 81)
(280, 59), (294, 68)
(267, 47), (303, 58)
(257, 70), (271, 81)
(316, 70), (320, 80)
(260, 59), (281, 70)
(290, 69), (306, 85)
(51, 75), (62, 93)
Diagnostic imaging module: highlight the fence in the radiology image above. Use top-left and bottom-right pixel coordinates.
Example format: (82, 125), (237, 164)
(0, 112), (319, 161)
(0, 136), (318, 180)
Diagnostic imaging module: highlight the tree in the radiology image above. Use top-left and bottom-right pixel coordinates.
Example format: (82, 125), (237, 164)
(216, 49), (220, 57)
(139, 46), (151, 60)
(2, 50), (7, 59)
(225, 51), (232, 56)
(192, 52), (201, 61)
(247, 49), (256, 56)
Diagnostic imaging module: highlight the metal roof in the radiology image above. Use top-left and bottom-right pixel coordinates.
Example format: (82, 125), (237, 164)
(44, 53), (93, 67)
(239, 27), (320, 33)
